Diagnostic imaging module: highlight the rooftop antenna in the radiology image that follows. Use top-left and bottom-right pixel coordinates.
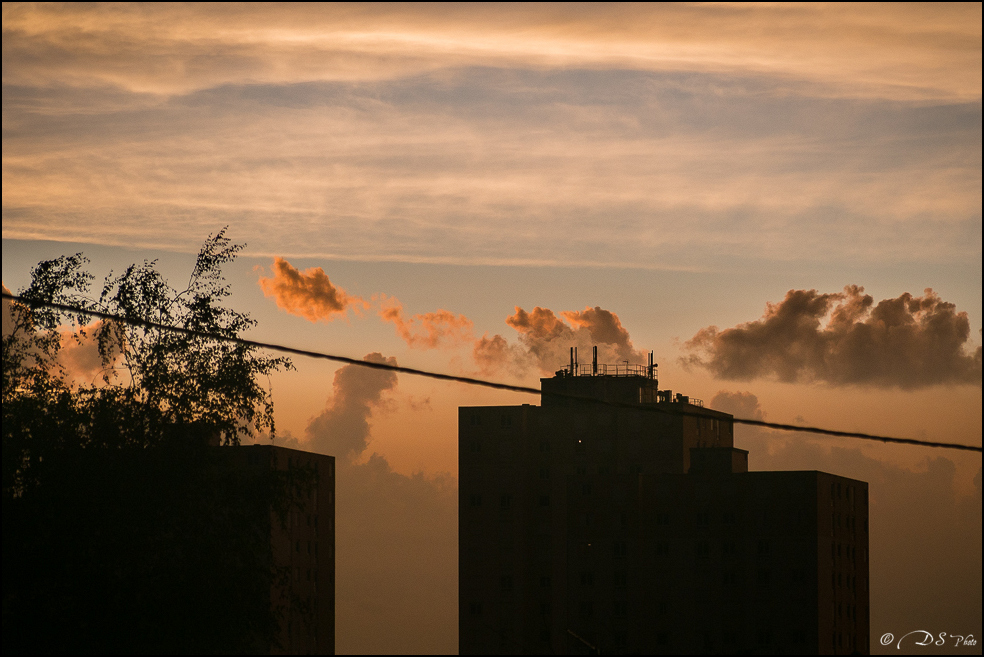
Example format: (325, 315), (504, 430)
(592, 346), (598, 375)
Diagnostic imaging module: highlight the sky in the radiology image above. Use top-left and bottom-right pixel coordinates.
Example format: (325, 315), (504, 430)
(2, 3), (981, 654)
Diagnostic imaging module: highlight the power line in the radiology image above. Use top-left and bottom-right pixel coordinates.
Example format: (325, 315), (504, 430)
(3, 292), (981, 453)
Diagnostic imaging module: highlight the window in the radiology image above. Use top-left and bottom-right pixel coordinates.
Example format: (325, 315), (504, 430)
(500, 494), (512, 510)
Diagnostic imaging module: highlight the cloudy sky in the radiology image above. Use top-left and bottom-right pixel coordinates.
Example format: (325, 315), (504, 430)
(3, 3), (981, 654)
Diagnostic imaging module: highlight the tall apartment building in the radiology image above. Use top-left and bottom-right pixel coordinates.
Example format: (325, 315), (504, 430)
(459, 352), (868, 655)
(239, 445), (336, 655)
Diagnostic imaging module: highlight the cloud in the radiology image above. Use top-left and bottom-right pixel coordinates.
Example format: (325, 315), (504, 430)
(377, 294), (474, 349)
(3, 284), (122, 384)
(3, 4), (979, 100)
(709, 390), (766, 422)
(258, 257), (365, 323)
(472, 333), (533, 377)
(301, 353), (457, 653)
(684, 286), (982, 389)
(58, 320), (123, 384)
(305, 353), (398, 458)
(498, 304), (647, 374)
(2, 284), (14, 338)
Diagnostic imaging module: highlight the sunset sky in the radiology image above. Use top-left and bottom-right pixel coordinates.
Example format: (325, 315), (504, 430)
(3, 3), (981, 654)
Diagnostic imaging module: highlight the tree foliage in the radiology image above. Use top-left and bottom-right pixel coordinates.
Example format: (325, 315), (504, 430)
(1, 230), (305, 654)
(2, 228), (290, 497)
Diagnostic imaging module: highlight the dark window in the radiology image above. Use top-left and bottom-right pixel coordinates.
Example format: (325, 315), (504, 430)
(500, 494), (512, 510)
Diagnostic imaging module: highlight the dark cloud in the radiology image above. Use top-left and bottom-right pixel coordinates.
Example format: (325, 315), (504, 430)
(258, 257), (365, 323)
(302, 354), (457, 653)
(684, 286), (982, 389)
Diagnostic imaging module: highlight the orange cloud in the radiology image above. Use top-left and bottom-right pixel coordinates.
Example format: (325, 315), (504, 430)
(479, 304), (645, 375)
(306, 352), (398, 459)
(378, 295), (473, 349)
(58, 320), (124, 385)
(258, 257), (366, 322)
(683, 286), (982, 389)
(472, 333), (531, 377)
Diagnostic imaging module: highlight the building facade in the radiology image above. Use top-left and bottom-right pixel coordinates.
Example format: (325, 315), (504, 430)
(239, 445), (336, 655)
(459, 359), (868, 655)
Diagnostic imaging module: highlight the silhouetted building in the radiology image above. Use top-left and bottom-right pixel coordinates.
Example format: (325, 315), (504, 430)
(2, 439), (335, 655)
(240, 445), (336, 655)
(459, 351), (868, 655)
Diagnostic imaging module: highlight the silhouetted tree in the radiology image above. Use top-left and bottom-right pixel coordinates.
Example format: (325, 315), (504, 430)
(2, 230), (302, 654)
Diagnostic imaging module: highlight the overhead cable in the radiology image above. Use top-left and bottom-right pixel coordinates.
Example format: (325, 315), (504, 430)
(3, 292), (981, 454)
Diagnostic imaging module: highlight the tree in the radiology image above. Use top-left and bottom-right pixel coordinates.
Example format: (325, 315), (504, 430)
(2, 230), (304, 654)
